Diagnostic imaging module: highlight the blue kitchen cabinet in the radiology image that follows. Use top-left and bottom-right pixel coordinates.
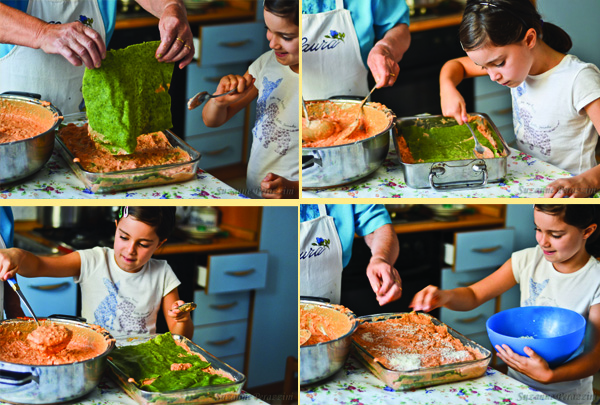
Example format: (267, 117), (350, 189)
(15, 276), (77, 317)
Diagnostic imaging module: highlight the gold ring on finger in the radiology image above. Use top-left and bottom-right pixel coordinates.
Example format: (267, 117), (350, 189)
(184, 43), (191, 50)
(176, 37), (185, 44)
(390, 73), (396, 77)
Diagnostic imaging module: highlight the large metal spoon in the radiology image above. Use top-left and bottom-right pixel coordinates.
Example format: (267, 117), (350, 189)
(332, 84), (378, 145)
(465, 120), (485, 155)
(7, 277), (40, 325)
(187, 88), (237, 110)
(302, 97), (337, 142)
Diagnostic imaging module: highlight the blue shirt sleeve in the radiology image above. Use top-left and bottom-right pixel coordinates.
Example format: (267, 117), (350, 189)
(328, 204), (391, 268)
(0, 207), (14, 248)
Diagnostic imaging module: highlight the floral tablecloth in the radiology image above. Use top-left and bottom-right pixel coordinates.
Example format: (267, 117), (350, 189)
(300, 356), (565, 404)
(302, 148), (600, 198)
(0, 147), (248, 199)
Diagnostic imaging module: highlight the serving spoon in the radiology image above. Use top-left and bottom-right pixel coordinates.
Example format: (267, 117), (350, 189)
(302, 97), (336, 142)
(464, 120), (485, 155)
(7, 277), (39, 325)
(187, 88), (237, 110)
(331, 84), (378, 145)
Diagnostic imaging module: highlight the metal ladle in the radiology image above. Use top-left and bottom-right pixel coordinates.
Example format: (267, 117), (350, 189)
(302, 97), (336, 142)
(7, 277), (40, 325)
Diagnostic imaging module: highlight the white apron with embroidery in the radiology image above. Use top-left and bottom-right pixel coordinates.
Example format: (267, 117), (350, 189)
(0, 0), (105, 114)
(302, 0), (369, 100)
(300, 205), (344, 304)
(0, 234), (5, 320)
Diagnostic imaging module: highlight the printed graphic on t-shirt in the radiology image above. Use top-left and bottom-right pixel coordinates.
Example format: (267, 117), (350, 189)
(514, 89), (558, 157)
(94, 278), (148, 334)
(524, 278), (549, 307)
(254, 76), (292, 156)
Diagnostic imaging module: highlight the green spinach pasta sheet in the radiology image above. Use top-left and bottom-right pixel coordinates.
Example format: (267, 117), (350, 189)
(82, 41), (173, 155)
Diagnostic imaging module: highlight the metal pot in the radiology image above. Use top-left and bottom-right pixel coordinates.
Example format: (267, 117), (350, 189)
(37, 206), (113, 228)
(0, 92), (63, 186)
(302, 99), (395, 189)
(0, 316), (115, 404)
(300, 299), (358, 385)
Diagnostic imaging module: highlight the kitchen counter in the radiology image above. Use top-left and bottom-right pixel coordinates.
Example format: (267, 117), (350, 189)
(301, 356), (564, 405)
(0, 146), (248, 199)
(302, 147), (600, 198)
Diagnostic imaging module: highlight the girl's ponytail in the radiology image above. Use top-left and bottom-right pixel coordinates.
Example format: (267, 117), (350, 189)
(541, 22), (572, 54)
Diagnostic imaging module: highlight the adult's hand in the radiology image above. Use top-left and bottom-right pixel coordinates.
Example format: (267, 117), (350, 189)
(366, 257), (402, 306)
(367, 23), (410, 88)
(38, 22), (106, 69)
(152, 2), (194, 69)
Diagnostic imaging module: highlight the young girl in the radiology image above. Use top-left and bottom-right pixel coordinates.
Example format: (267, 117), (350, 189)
(440, 0), (600, 198)
(0, 206), (193, 339)
(201, 0), (299, 199)
(411, 205), (600, 405)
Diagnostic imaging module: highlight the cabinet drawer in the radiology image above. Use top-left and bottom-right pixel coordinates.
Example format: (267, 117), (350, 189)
(207, 252), (268, 294)
(198, 22), (266, 67)
(441, 267), (495, 290)
(16, 276), (77, 317)
(475, 93), (513, 129)
(497, 123), (515, 146)
(185, 63), (247, 138)
(192, 320), (247, 358)
(453, 229), (514, 272)
(193, 290), (250, 326)
(466, 330), (493, 354)
(220, 354), (245, 373)
(186, 128), (243, 170)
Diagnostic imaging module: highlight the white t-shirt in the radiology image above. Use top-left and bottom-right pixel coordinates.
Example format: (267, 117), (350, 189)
(246, 50), (299, 198)
(74, 247), (180, 337)
(512, 54), (600, 175)
(509, 246), (600, 404)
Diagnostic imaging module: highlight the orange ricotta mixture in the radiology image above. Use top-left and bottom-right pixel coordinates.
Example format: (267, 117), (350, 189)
(26, 322), (73, 355)
(300, 303), (355, 346)
(0, 100), (55, 143)
(0, 321), (111, 365)
(58, 123), (191, 173)
(353, 313), (485, 371)
(302, 101), (391, 147)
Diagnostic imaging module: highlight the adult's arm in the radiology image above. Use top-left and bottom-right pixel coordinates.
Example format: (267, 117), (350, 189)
(367, 23), (411, 88)
(364, 224), (401, 306)
(0, 3), (105, 69)
(135, 0), (194, 68)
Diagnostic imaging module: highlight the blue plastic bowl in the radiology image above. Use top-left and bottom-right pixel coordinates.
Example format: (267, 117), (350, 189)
(486, 306), (586, 367)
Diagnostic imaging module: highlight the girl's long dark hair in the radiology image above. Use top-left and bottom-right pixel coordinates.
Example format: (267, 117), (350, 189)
(459, 0), (572, 53)
(265, 0), (299, 26)
(535, 205), (600, 257)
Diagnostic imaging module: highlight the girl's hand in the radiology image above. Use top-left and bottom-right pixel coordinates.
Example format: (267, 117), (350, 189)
(440, 86), (468, 125)
(544, 174), (598, 198)
(410, 285), (448, 312)
(495, 344), (553, 384)
(0, 249), (21, 281)
(260, 173), (299, 199)
(213, 73), (256, 108)
(167, 300), (191, 323)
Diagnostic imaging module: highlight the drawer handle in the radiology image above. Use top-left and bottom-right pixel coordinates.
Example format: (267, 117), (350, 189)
(210, 302), (238, 310)
(205, 76), (222, 83)
(456, 314), (484, 324)
(204, 146), (231, 156)
(457, 281), (473, 287)
(472, 245), (502, 254)
(29, 282), (70, 291)
(218, 39), (251, 48)
(225, 269), (255, 277)
(206, 337), (235, 346)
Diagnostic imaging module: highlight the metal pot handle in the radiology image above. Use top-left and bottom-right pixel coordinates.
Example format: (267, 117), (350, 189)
(429, 163), (488, 190)
(302, 155), (322, 170)
(0, 370), (35, 386)
(1, 91), (42, 99)
(300, 296), (331, 303)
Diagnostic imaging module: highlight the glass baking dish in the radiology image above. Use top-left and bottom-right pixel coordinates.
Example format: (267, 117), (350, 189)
(108, 334), (246, 405)
(55, 113), (201, 194)
(352, 312), (491, 391)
